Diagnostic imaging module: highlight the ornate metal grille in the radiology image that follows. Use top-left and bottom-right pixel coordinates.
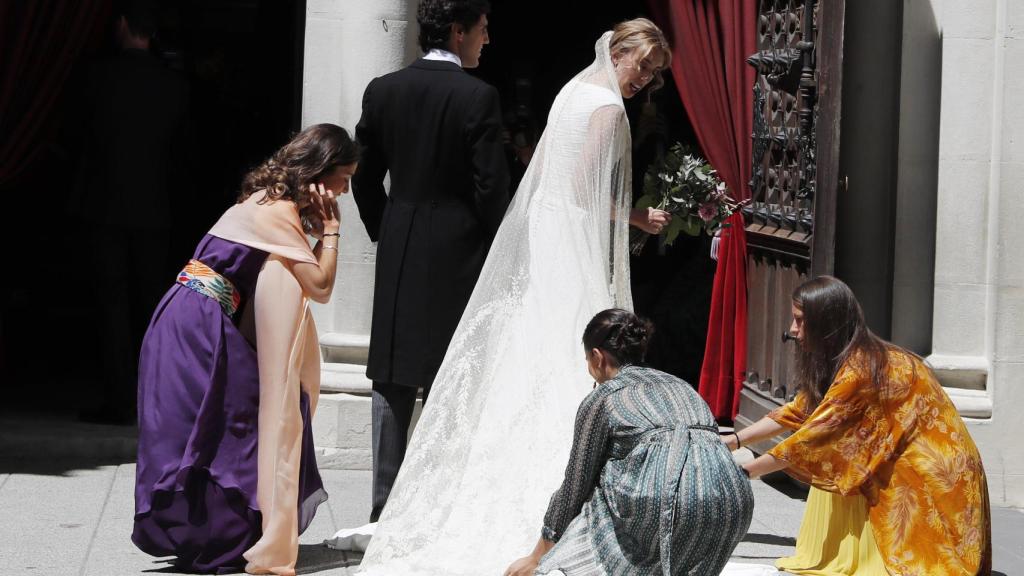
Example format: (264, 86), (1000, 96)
(740, 0), (821, 411)
(744, 0), (818, 260)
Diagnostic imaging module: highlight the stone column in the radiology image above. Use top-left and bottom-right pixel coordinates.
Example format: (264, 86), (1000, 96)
(891, 0), (941, 354)
(302, 0), (418, 377)
(302, 0), (420, 469)
(931, 0), (1024, 506)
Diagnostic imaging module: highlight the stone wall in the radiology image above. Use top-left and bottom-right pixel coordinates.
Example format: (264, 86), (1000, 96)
(930, 0), (1024, 507)
(302, 0), (420, 469)
(302, 0), (418, 341)
(892, 0), (941, 353)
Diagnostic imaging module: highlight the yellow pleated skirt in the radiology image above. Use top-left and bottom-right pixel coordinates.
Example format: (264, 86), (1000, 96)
(776, 487), (889, 575)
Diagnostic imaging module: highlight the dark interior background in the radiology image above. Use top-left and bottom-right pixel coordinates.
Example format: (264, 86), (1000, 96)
(478, 0), (714, 386)
(0, 0), (307, 415)
(0, 0), (717, 419)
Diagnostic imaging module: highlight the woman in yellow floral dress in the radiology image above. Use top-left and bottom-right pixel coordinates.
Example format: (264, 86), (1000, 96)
(724, 276), (991, 576)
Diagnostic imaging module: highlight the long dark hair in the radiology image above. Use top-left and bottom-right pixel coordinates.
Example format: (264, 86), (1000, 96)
(238, 123), (359, 234)
(582, 308), (654, 367)
(792, 276), (912, 409)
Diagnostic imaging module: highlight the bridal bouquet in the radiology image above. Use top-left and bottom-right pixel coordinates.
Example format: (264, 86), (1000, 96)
(631, 143), (748, 255)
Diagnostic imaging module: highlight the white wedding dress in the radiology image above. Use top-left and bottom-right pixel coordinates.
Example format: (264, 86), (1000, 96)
(329, 32), (778, 576)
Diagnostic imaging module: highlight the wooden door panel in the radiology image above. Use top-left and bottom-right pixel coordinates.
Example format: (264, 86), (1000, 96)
(737, 0), (845, 435)
(812, 0), (846, 276)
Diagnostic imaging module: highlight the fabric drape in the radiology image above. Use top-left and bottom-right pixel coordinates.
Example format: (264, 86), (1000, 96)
(775, 487), (889, 575)
(209, 195), (323, 576)
(649, 0), (756, 418)
(0, 0), (110, 187)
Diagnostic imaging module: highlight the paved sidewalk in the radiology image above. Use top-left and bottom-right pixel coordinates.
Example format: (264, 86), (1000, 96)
(1, 417), (1021, 575)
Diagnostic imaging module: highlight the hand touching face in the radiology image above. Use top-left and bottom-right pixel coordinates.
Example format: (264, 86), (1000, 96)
(308, 162), (357, 238)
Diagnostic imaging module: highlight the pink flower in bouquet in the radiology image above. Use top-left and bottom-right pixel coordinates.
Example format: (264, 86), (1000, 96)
(698, 202), (718, 222)
(713, 181), (728, 200)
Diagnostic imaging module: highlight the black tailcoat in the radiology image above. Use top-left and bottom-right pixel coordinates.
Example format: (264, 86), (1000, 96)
(353, 59), (510, 389)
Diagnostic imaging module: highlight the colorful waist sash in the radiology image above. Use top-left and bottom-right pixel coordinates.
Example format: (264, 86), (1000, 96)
(177, 259), (241, 316)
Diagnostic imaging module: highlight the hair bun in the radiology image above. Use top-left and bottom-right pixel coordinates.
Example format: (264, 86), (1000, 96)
(623, 317), (653, 349)
(582, 309), (654, 366)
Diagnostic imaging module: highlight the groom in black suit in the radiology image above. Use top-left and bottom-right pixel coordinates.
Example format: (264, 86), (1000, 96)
(352, 0), (510, 522)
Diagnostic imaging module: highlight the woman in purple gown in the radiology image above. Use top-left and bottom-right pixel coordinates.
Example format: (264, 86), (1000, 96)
(132, 124), (358, 575)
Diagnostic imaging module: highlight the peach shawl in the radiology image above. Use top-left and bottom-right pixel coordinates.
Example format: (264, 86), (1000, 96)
(209, 194), (321, 576)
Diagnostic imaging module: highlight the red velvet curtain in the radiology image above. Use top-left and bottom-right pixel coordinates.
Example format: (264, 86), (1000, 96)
(649, 0), (757, 418)
(0, 0), (110, 188)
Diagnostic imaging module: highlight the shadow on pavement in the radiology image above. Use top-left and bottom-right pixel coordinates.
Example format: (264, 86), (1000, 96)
(141, 560), (191, 574)
(0, 456), (135, 475)
(297, 545), (362, 574)
(760, 475), (809, 501)
(135, 547), (362, 574)
(742, 532), (797, 547)
(0, 412), (137, 475)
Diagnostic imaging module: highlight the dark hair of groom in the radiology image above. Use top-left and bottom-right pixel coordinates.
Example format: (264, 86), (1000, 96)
(417, 0), (492, 53)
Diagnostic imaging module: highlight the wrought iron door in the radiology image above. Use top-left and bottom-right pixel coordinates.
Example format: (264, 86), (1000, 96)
(736, 0), (845, 442)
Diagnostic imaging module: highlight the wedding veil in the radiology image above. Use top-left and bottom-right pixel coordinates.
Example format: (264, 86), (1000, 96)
(357, 31), (633, 575)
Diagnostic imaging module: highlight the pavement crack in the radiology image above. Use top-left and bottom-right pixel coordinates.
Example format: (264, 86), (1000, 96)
(78, 465), (119, 576)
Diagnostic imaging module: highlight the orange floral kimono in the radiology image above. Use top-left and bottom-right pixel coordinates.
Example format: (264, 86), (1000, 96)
(768, 350), (991, 576)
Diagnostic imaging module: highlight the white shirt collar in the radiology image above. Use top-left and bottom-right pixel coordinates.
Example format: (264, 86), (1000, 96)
(424, 48), (463, 68)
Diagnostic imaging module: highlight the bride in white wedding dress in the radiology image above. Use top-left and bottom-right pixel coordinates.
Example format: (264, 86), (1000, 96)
(330, 19), (777, 576)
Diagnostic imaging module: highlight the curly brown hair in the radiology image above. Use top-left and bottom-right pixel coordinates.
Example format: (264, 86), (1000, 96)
(238, 123), (359, 233)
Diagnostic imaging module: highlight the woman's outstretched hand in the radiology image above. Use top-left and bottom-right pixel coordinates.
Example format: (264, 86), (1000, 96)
(504, 536), (553, 576)
(629, 206), (672, 234)
(720, 432), (740, 452)
(309, 182), (341, 240)
(503, 554), (541, 576)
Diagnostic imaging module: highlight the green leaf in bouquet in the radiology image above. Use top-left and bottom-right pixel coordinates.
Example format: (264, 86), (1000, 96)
(634, 193), (659, 210)
(662, 216), (686, 246)
(683, 215), (702, 236)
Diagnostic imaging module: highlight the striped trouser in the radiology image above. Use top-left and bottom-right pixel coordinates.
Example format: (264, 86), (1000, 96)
(370, 382), (427, 522)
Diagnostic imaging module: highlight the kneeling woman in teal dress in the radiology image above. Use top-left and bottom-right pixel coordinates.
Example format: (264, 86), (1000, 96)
(505, 309), (754, 576)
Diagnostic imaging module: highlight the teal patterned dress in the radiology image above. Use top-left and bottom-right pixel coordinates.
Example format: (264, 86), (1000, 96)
(537, 366), (753, 575)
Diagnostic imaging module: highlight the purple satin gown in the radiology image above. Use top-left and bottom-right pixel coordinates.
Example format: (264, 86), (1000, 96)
(132, 235), (325, 573)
